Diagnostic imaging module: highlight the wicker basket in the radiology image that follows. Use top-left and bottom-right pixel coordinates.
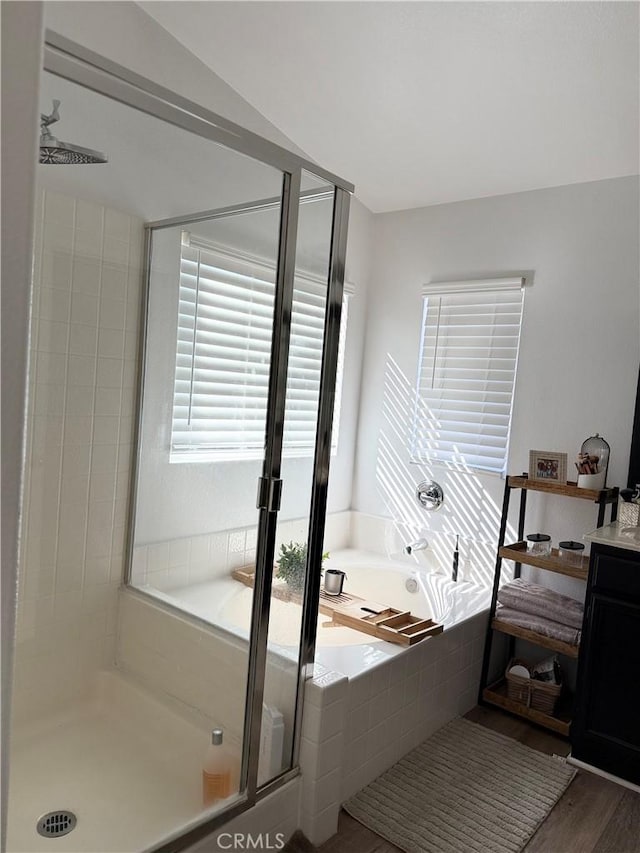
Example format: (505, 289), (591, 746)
(618, 502), (640, 528)
(505, 658), (562, 714)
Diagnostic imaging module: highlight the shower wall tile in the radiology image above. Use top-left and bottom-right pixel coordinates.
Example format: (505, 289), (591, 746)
(12, 189), (144, 724)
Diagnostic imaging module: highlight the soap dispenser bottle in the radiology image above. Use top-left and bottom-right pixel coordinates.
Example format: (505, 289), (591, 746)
(202, 729), (232, 807)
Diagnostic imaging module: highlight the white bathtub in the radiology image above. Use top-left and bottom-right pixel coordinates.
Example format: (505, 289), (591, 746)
(150, 548), (490, 676)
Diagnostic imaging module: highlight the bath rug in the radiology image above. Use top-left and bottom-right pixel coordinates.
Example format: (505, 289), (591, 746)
(343, 717), (575, 853)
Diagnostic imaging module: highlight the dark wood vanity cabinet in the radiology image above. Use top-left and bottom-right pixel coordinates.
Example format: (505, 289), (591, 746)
(572, 543), (640, 785)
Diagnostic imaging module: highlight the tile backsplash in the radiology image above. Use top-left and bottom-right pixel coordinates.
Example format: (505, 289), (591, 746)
(130, 511), (352, 592)
(13, 189), (143, 722)
(130, 509), (496, 595)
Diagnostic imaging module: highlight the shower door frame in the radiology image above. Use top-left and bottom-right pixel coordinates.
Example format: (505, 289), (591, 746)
(41, 30), (352, 853)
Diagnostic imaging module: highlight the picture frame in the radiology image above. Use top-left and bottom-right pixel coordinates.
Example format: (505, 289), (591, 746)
(529, 450), (568, 484)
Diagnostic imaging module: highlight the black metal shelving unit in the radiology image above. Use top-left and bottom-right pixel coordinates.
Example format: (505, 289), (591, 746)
(478, 473), (619, 736)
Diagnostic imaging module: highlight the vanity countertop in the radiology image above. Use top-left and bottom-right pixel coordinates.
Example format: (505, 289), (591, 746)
(584, 521), (640, 554)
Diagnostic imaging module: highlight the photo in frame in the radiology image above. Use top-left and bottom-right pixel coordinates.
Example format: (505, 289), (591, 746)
(529, 450), (568, 484)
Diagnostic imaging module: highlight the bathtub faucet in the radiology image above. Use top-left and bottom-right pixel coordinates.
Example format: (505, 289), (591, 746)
(403, 538), (428, 555)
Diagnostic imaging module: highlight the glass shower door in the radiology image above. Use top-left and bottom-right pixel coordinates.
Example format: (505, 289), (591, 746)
(251, 171), (351, 789)
(130, 160), (291, 819)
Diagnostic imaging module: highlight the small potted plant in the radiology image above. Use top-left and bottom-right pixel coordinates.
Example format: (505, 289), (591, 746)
(276, 541), (329, 594)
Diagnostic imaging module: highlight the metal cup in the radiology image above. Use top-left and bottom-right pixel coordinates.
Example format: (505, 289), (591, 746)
(324, 569), (346, 595)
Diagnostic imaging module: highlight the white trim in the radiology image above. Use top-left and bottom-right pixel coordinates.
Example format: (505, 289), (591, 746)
(422, 276), (525, 297)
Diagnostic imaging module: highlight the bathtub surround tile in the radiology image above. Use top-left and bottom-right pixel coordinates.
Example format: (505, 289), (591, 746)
(347, 674), (372, 710)
(189, 534), (210, 565)
(148, 541), (170, 571)
(368, 690), (390, 730)
(300, 722), (346, 844)
(300, 802), (341, 848)
(169, 537), (191, 568)
(323, 512), (352, 552)
(228, 529), (246, 554)
(387, 685), (406, 717)
(324, 616), (487, 810)
(307, 670), (348, 707)
(304, 768), (342, 818)
(300, 702), (323, 743)
(136, 513), (361, 599)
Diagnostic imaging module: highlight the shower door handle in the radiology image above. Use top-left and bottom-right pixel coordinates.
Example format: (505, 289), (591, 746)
(256, 476), (283, 513)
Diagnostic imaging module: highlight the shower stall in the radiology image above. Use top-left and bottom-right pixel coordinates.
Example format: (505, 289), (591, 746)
(7, 31), (352, 853)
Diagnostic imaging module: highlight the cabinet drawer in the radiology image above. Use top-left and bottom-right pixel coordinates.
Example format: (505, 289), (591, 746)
(592, 550), (640, 599)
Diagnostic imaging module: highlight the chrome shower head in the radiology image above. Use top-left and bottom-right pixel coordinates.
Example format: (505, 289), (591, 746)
(39, 100), (107, 165)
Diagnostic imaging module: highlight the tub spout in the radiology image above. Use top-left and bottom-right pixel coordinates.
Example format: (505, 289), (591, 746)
(403, 538), (428, 555)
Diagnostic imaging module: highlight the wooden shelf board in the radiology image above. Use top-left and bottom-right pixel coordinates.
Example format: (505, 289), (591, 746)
(491, 617), (580, 658)
(483, 680), (571, 737)
(507, 476), (617, 503)
(499, 542), (589, 581)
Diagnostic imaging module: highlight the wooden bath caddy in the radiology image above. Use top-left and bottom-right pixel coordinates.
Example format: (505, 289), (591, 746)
(325, 601), (443, 645)
(232, 566), (443, 646)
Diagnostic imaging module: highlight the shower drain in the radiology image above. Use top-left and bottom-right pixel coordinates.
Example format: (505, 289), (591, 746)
(36, 811), (77, 838)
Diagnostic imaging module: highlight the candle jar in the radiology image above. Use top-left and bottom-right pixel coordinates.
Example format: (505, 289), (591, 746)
(526, 533), (551, 556)
(558, 540), (585, 566)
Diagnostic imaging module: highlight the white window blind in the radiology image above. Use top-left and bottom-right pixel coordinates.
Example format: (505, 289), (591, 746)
(171, 237), (349, 461)
(411, 278), (525, 475)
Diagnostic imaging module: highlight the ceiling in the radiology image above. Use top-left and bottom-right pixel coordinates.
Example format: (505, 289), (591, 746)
(140, 1), (639, 213)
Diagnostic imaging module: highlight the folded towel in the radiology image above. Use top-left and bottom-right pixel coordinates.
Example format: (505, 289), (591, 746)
(495, 605), (581, 647)
(498, 578), (583, 630)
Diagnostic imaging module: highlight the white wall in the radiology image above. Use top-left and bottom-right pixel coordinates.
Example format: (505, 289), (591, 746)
(332, 198), (375, 511)
(353, 176), (640, 593)
(0, 4), (44, 850)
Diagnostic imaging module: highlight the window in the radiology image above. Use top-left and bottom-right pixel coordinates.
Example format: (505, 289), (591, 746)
(411, 277), (525, 475)
(171, 234), (350, 461)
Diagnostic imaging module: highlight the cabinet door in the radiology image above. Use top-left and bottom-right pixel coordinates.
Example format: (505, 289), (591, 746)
(572, 592), (640, 784)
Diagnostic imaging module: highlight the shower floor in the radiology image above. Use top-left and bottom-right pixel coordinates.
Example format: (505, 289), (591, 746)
(6, 671), (238, 853)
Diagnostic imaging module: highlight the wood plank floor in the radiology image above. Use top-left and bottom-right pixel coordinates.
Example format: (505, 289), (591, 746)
(310, 706), (640, 853)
